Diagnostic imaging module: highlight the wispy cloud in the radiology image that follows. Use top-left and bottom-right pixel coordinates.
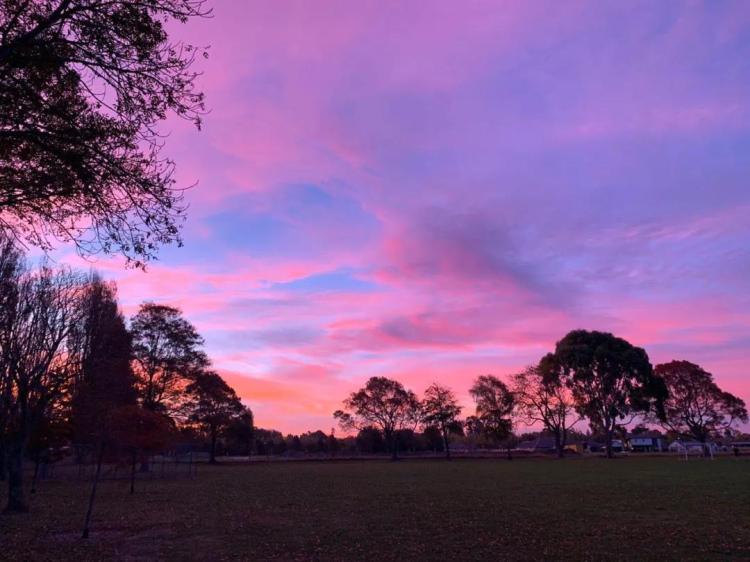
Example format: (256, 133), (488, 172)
(63, 0), (750, 432)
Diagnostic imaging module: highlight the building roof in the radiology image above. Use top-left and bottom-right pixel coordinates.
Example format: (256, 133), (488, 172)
(627, 431), (664, 439)
(517, 437), (556, 450)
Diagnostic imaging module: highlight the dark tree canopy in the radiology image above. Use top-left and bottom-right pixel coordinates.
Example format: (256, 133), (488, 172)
(552, 330), (667, 458)
(512, 362), (580, 458)
(0, 247), (86, 511)
(224, 407), (254, 457)
(469, 375), (514, 445)
(130, 302), (208, 414)
(334, 376), (420, 460)
(355, 426), (385, 454)
(421, 383), (462, 459)
(184, 370), (244, 463)
(69, 275), (137, 447)
(654, 360), (748, 444)
(0, 0), (209, 266)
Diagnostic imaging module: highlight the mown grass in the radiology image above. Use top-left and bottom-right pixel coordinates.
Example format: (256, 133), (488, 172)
(1, 456), (749, 561)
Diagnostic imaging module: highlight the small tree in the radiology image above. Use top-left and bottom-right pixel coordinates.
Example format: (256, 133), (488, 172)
(355, 426), (385, 454)
(225, 408), (254, 459)
(184, 371), (244, 464)
(553, 330), (668, 458)
(27, 415), (68, 495)
(421, 383), (462, 459)
(110, 405), (175, 495)
(422, 425), (444, 453)
(469, 375), (515, 450)
(511, 363), (580, 458)
(334, 377), (420, 461)
(654, 361), (748, 455)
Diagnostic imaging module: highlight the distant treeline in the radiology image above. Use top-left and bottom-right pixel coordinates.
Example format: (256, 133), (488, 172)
(244, 427), (599, 458)
(328, 332), (748, 461)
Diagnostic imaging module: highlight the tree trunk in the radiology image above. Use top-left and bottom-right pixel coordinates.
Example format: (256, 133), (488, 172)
(30, 457), (40, 495)
(555, 432), (564, 458)
(82, 441), (105, 539)
(605, 430), (614, 459)
(443, 427), (451, 460)
(700, 437), (709, 458)
(209, 427), (217, 464)
(4, 441), (27, 513)
(0, 440), (6, 481)
(130, 449), (137, 494)
(388, 431), (398, 461)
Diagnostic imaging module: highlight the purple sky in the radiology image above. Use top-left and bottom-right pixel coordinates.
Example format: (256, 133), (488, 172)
(63, 1), (750, 432)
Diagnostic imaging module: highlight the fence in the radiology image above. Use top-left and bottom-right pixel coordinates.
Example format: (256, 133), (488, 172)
(29, 450), (202, 484)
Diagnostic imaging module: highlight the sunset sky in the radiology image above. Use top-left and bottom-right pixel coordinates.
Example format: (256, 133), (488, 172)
(61, 1), (750, 433)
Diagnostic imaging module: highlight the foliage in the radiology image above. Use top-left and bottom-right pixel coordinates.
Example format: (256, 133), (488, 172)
(654, 360), (748, 444)
(130, 302), (208, 415)
(421, 382), (462, 459)
(109, 404), (175, 458)
(512, 363), (580, 457)
(224, 408), (254, 456)
(0, 246), (86, 511)
(334, 376), (420, 460)
(0, 0), (210, 266)
(551, 330), (668, 458)
(469, 375), (514, 445)
(184, 370), (244, 463)
(69, 275), (137, 447)
(355, 426), (386, 454)
(0, 235), (246, 516)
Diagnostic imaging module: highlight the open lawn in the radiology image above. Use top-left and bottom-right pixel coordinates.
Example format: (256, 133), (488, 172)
(1, 456), (749, 561)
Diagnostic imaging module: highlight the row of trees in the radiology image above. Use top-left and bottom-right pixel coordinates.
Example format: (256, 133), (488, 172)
(0, 235), (253, 518)
(334, 330), (748, 460)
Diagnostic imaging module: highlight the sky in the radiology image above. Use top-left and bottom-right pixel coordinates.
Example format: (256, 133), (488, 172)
(62, 0), (750, 433)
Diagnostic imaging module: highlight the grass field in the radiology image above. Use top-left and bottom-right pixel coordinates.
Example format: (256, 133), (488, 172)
(1, 456), (749, 561)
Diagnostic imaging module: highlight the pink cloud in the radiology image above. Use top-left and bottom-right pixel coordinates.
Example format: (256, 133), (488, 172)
(50, 1), (750, 433)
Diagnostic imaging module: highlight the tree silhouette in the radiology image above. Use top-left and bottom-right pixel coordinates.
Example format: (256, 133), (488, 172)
(355, 426), (385, 454)
(0, 233), (25, 483)
(110, 404), (175, 495)
(130, 302), (208, 415)
(469, 375), (514, 448)
(422, 425), (444, 453)
(184, 370), (244, 464)
(67, 275), (138, 536)
(0, 259), (85, 512)
(421, 383), (462, 459)
(26, 414), (68, 495)
(69, 275), (137, 446)
(512, 362), (580, 458)
(225, 408), (254, 458)
(334, 376), (420, 460)
(553, 330), (667, 458)
(654, 360), (748, 454)
(464, 415), (484, 437)
(0, 0), (210, 266)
